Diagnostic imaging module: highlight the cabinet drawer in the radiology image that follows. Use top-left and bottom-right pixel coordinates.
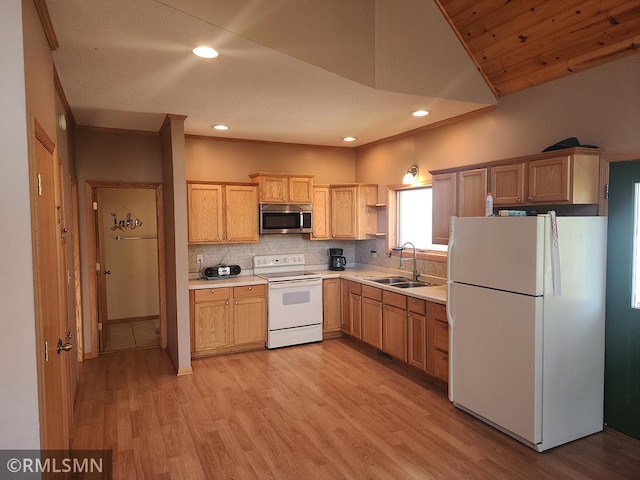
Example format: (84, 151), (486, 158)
(383, 290), (406, 310)
(194, 287), (230, 303)
(349, 281), (362, 294)
(407, 297), (426, 315)
(362, 284), (382, 301)
(433, 320), (449, 352)
(433, 350), (449, 382)
(428, 302), (447, 323)
(233, 284), (266, 298)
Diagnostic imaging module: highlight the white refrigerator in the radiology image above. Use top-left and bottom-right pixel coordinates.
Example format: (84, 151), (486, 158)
(447, 214), (607, 452)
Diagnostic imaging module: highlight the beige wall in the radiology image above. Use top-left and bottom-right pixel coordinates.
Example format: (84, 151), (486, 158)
(75, 128), (163, 355)
(356, 54), (640, 190)
(0, 0), (41, 449)
(186, 137), (356, 183)
(353, 54), (640, 275)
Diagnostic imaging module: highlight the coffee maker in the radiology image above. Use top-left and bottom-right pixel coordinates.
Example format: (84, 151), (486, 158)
(329, 248), (346, 271)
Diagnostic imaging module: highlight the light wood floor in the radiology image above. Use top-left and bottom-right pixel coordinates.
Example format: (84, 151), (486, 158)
(104, 319), (160, 352)
(72, 338), (640, 479)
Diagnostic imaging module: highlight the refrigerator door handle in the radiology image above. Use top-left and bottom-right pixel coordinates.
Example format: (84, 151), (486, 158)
(447, 283), (454, 402)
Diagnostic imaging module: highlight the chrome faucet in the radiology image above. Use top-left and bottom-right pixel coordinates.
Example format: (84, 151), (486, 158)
(392, 242), (419, 281)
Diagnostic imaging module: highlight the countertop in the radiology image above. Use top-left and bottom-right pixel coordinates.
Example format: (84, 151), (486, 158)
(189, 265), (447, 305)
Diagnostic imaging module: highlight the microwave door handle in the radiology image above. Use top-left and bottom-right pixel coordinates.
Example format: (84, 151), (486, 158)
(300, 211), (304, 231)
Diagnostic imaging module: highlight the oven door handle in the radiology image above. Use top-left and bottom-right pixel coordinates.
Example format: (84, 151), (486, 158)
(268, 278), (322, 289)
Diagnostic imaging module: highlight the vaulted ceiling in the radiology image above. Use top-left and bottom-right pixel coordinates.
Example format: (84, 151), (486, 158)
(47, 0), (639, 146)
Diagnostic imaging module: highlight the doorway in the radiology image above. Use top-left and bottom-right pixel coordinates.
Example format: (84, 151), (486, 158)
(86, 182), (166, 354)
(605, 159), (640, 440)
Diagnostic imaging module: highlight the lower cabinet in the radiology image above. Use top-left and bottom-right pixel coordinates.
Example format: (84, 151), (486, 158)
(427, 301), (449, 383)
(190, 284), (266, 357)
(407, 297), (427, 370)
(322, 278), (342, 336)
(361, 285), (382, 348)
(382, 290), (407, 362)
(349, 282), (362, 339)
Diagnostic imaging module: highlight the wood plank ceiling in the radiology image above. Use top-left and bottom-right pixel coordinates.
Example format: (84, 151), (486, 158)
(436, 0), (640, 96)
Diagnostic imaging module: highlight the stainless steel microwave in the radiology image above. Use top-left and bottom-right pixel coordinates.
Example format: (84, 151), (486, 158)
(259, 204), (313, 234)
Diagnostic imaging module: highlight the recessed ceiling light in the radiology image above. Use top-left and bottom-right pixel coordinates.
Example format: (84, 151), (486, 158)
(212, 124), (229, 131)
(412, 110), (430, 117)
(193, 46), (219, 59)
(343, 136), (357, 142)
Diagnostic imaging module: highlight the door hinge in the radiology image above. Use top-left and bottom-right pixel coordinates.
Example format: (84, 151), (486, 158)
(92, 201), (98, 211)
(44, 340), (49, 362)
(98, 322), (102, 332)
(95, 262), (101, 272)
(604, 184), (609, 199)
(37, 173), (42, 196)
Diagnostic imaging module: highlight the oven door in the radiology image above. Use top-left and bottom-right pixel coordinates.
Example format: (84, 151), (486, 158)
(267, 278), (323, 330)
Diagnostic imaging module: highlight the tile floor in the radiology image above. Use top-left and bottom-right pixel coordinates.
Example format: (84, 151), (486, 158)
(103, 318), (160, 352)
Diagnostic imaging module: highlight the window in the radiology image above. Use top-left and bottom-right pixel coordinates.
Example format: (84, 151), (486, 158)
(633, 182), (640, 309)
(391, 185), (447, 256)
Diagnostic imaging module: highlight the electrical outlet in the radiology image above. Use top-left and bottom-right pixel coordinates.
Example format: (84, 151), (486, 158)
(196, 254), (204, 265)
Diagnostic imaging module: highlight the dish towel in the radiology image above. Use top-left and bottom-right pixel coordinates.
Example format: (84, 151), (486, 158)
(549, 210), (561, 296)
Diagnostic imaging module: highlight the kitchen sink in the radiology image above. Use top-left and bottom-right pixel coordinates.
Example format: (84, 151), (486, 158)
(369, 276), (408, 284)
(369, 277), (441, 288)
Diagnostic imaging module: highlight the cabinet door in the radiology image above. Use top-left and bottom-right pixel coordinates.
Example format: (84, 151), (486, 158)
(258, 176), (288, 203)
(331, 186), (357, 239)
(194, 300), (232, 350)
(458, 168), (487, 217)
(349, 292), (362, 338)
(340, 279), (351, 332)
(233, 296), (266, 345)
(311, 186), (331, 240)
(289, 177), (313, 203)
(407, 312), (426, 370)
(527, 156), (570, 203)
(432, 173), (457, 245)
(322, 278), (341, 333)
(362, 296), (382, 348)
(225, 185), (259, 243)
(187, 184), (223, 243)
(427, 302), (449, 381)
(383, 304), (407, 361)
(491, 163), (525, 206)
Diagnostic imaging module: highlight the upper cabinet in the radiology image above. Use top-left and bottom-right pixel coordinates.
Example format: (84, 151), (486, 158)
(310, 184), (331, 240)
(187, 182), (258, 244)
(330, 184), (378, 240)
(458, 168), (487, 217)
(430, 148), (603, 244)
(432, 173), (457, 245)
(249, 173), (314, 203)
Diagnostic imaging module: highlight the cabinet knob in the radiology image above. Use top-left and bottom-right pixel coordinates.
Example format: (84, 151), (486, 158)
(248, 286), (252, 290)
(235, 301), (239, 305)
(517, 198), (522, 203)
(527, 196), (534, 201)
(226, 301), (229, 305)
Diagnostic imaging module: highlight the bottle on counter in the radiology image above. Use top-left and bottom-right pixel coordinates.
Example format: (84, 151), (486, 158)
(486, 192), (493, 217)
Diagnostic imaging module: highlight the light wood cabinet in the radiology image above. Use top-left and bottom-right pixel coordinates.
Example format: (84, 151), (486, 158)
(190, 284), (266, 357)
(432, 173), (457, 245)
(311, 185), (331, 240)
(348, 281), (362, 339)
(187, 183), (224, 243)
(426, 302), (449, 383)
(382, 290), (407, 361)
(187, 182), (258, 244)
(458, 168), (487, 217)
(340, 279), (351, 332)
(407, 297), (427, 370)
(361, 285), (382, 348)
(330, 184), (378, 240)
(491, 163), (525, 205)
(249, 173), (314, 203)
(322, 278), (341, 335)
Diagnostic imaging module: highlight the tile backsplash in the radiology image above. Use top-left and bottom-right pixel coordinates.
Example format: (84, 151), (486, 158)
(188, 236), (355, 276)
(189, 236), (447, 280)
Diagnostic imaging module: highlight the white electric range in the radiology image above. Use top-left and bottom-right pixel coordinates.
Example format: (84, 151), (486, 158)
(253, 254), (323, 349)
